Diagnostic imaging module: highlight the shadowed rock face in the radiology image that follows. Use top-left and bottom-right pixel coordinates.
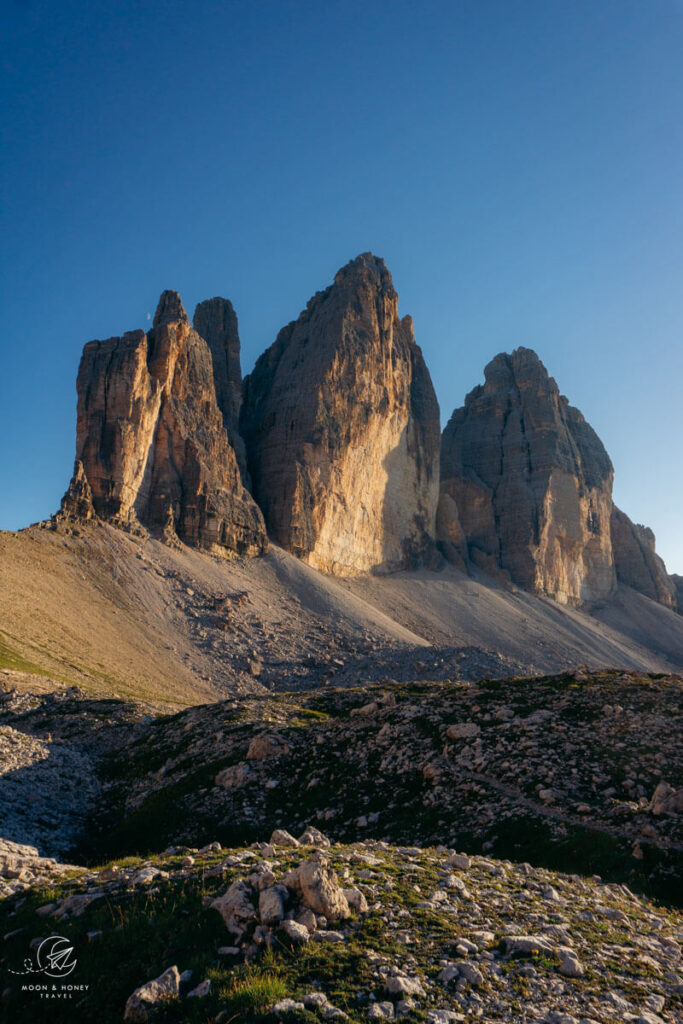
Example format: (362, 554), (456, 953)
(63, 291), (267, 557)
(672, 576), (683, 612)
(193, 297), (249, 483)
(611, 506), (677, 609)
(440, 348), (616, 605)
(241, 253), (441, 575)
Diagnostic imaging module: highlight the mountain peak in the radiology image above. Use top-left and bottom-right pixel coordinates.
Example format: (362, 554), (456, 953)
(153, 290), (188, 329)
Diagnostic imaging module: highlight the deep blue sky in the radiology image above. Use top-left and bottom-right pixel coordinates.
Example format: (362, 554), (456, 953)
(2, 0), (682, 571)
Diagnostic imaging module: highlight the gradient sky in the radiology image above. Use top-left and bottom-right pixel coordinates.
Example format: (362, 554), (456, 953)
(2, 0), (682, 571)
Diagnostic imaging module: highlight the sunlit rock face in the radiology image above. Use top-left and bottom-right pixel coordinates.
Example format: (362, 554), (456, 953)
(241, 253), (441, 575)
(63, 291), (267, 557)
(611, 506), (678, 609)
(440, 347), (616, 605)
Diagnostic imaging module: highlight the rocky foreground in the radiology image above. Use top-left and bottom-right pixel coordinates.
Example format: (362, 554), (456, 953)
(1, 671), (682, 1022)
(1, 832), (682, 1023)
(8, 670), (675, 904)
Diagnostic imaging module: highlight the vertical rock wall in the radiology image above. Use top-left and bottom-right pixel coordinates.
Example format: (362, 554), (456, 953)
(440, 348), (616, 604)
(241, 254), (441, 575)
(63, 291), (267, 558)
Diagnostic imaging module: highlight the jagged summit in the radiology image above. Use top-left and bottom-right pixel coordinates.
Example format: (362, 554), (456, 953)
(333, 250), (396, 290)
(152, 289), (188, 329)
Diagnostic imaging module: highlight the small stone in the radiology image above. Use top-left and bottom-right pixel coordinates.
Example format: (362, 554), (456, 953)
(187, 979), (211, 998)
(384, 974), (426, 997)
(270, 829), (300, 848)
(446, 723), (480, 740)
(273, 998), (305, 1016)
(368, 1003), (395, 1020)
(282, 919), (310, 944)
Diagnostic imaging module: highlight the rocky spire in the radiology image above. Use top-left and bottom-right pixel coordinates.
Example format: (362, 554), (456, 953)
(241, 253), (441, 575)
(193, 297), (248, 483)
(153, 290), (188, 329)
(439, 347), (616, 604)
(62, 291), (267, 558)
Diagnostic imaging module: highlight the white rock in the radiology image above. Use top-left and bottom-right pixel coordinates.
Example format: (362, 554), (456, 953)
(270, 829), (300, 848)
(297, 826), (331, 847)
(311, 929), (345, 942)
(273, 998), (305, 1016)
(259, 884), (287, 926)
(447, 852), (471, 869)
(426, 1012), (466, 1023)
(282, 919), (310, 944)
(454, 960), (483, 985)
(124, 966), (180, 1021)
(342, 887), (369, 913)
(384, 974), (426, 997)
(211, 879), (255, 930)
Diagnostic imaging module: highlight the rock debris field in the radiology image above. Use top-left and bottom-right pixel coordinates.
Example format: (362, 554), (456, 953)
(0, 670), (681, 1022)
(1, 831), (682, 1023)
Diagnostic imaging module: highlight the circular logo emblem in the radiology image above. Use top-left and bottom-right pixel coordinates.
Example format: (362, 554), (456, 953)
(35, 936), (77, 978)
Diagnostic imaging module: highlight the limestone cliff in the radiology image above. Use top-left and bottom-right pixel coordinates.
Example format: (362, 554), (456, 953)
(611, 507), (678, 609)
(241, 253), (441, 575)
(192, 297), (249, 483)
(440, 348), (616, 604)
(62, 291), (267, 557)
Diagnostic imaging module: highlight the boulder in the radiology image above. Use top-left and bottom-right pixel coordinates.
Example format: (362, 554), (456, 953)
(297, 826), (331, 848)
(258, 884), (288, 926)
(270, 829), (300, 848)
(211, 879), (256, 931)
(284, 852), (350, 922)
(123, 965), (180, 1021)
(241, 253), (441, 575)
(649, 781), (683, 816)
(282, 919), (310, 944)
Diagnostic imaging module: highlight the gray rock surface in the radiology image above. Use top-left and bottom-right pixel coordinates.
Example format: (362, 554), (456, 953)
(440, 347), (616, 605)
(611, 506), (678, 608)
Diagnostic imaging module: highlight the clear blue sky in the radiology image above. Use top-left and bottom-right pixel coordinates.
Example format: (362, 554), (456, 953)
(2, 0), (682, 571)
